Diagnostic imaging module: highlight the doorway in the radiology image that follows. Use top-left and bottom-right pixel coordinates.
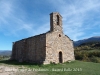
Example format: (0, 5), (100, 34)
(59, 51), (62, 63)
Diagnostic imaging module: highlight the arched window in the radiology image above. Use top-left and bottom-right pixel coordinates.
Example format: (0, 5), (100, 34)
(57, 15), (59, 25)
(59, 34), (61, 37)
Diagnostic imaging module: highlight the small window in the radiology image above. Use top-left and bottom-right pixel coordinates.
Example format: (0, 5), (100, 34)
(59, 34), (61, 37)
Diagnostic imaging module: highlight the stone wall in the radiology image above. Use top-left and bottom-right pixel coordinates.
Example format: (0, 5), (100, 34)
(43, 31), (75, 64)
(11, 33), (46, 64)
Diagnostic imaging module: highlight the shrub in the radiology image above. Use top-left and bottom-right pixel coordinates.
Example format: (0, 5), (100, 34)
(75, 50), (100, 63)
(90, 56), (100, 63)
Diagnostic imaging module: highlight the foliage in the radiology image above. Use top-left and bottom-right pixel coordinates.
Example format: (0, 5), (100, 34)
(90, 56), (100, 63)
(74, 41), (100, 63)
(75, 50), (100, 63)
(75, 42), (100, 51)
(0, 55), (10, 60)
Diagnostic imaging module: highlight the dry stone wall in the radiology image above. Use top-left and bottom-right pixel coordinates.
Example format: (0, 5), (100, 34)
(11, 34), (46, 64)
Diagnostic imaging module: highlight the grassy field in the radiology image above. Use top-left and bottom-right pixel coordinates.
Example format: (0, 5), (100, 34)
(0, 60), (100, 75)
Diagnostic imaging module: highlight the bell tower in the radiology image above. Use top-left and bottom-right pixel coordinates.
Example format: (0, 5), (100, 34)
(50, 12), (63, 32)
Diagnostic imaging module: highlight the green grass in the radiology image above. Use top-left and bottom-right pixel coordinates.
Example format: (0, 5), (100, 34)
(37, 61), (100, 75)
(0, 60), (100, 75)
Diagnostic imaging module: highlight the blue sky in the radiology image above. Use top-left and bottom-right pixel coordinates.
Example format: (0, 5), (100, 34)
(0, 0), (100, 50)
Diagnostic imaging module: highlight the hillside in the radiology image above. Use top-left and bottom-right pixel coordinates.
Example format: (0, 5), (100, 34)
(74, 36), (100, 47)
(0, 50), (12, 56)
(74, 41), (100, 63)
(75, 42), (100, 50)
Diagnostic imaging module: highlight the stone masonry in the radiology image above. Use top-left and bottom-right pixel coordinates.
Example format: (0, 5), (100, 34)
(11, 12), (75, 64)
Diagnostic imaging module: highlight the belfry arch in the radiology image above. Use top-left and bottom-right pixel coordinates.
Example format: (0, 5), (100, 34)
(57, 15), (59, 25)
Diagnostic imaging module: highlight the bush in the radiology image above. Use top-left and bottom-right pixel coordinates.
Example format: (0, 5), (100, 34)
(90, 56), (100, 63)
(0, 56), (3, 60)
(75, 51), (89, 60)
(88, 51), (100, 57)
(74, 50), (100, 63)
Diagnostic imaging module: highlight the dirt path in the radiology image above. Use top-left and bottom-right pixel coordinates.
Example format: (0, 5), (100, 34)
(0, 64), (38, 75)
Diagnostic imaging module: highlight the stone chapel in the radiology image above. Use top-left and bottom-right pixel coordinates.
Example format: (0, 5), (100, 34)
(11, 12), (75, 64)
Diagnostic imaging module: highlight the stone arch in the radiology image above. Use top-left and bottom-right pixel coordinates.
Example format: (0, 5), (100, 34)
(59, 51), (63, 63)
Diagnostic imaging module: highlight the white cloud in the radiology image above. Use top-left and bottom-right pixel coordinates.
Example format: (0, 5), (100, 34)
(32, 22), (50, 35)
(0, 0), (100, 41)
(56, 0), (100, 40)
(93, 32), (100, 35)
(0, 0), (13, 23)
(0, 0), (34, 37)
